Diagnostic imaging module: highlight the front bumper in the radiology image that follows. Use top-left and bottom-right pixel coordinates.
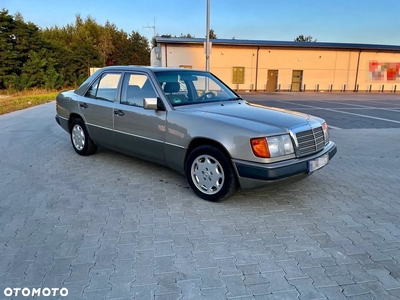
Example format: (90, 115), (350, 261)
(233, 141), (337, 189)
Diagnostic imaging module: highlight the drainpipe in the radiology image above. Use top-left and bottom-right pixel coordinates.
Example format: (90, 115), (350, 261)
(354, 49), (361, 92)
(255, 46), (260, 91)
(165, 44), (168, 67)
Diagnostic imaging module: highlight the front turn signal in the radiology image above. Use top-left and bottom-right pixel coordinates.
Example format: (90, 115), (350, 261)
(250, 137), (270, 158)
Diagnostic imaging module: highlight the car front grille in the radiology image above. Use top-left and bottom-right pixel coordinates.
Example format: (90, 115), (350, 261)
(296, 127), (325, 157)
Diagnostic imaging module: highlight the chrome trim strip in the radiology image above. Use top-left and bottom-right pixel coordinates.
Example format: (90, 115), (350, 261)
(114, 129), (164, 143)
(165, 142), (185, 149)
(58, 115), (68, 121)
(84, 123), (186, 149)
(86, 122), (113, 131)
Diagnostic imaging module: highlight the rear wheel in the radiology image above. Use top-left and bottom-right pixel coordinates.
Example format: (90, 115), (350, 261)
(185, 145), (237, 201)
(70, 118), (97, 156)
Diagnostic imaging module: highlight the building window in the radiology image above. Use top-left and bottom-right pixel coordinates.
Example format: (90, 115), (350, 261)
(232, 67), (245, 84)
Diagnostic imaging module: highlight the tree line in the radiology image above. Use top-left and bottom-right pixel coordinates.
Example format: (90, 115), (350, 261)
(0, 9), (150, 91)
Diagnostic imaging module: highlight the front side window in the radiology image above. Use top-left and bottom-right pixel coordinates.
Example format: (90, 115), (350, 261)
(154, 70), (239, 107)
(120, 73), (157, 107)
(85, 72), (122, 102)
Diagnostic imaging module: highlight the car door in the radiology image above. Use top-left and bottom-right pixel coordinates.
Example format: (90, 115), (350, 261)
(78, 71), (122, 148)
(113, 72), (166, 163)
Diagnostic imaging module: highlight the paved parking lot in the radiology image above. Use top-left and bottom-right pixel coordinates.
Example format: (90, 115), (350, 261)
(1, 93), (400, 299)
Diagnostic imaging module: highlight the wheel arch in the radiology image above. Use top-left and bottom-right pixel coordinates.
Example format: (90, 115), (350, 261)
(68, 113), (84, 132)
(184, 137), (233, 171)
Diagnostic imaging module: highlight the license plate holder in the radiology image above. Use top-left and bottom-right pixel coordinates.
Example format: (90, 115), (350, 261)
(308, 153), (329, 173)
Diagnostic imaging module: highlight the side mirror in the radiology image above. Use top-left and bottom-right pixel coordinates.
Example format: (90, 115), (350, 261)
(143, 97), (158, 110)
(143, 97), (165, 111)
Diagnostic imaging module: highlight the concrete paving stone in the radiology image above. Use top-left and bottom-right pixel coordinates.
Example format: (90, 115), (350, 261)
(193, 251), (218, 268)
(71, 248), (97, 265)
(261, 271), (296, 293)
(131, 266), (157, 286)
(366, 269), (400, 290)
(220, 274), (252, 298)
(288, 278), (326, 300)
(214, 257), (242, 276)
(56, 242), (80, 258)
(115, 244), (136, 260)
(154, 282), (181, 296)
(175, 262), (201, 281)
(154, 255), (177, 275)
(276, 260), (309, 281)
(174, 246), (195, 264)
(387, 288), (400, 298)
(224, 235), (248, 251)
(154, 241), (175, 257)
(200, 286), (228, 299)
(301, 267), (337, 288)
(236, 264), (261, 275)
(329, 274), (355, 285)
(110, 259), (136, 279)
(91, 252), (117, 271)
(343, 264), (378, 284)
(346, 294), (374, 300)
(322, 247), (358, 265)
(376, 259), (400, 279)
(357, 281), (400, 300)
(177, 279), (205, 300)
(341, 283), (370, 297)
(85, 269), (113, 291)
(197, 267), (224, 289)
(97, 242), (118, 255)
(42, 272), (70, 288)
(83, 289), (110, 300)
(323, 264), (349, 277)
(169, 223), (189, 236)
(133, 249), (156, 266)
(22, 266), (51, 286)
(63, 280), (90, 299)
(243, 274), (270, 286)
(254, 291), (300, 300)
(108, 280), (134, 299)
(231, 249), (259, 266)
(64, 263), (95, 283)
(155, 272), (179, 284)
(316, 286), (348, 300)
(154, 293), (182, 300)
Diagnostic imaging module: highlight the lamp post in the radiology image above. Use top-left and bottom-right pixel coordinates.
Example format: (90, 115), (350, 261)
(206, 0), (210, 72)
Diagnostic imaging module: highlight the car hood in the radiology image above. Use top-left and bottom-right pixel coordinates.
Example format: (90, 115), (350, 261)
(175, 100), (320, 131)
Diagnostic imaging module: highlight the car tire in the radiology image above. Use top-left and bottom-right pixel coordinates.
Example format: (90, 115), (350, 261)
(70, 118), (97, 156)
(185, 145), (238, 201)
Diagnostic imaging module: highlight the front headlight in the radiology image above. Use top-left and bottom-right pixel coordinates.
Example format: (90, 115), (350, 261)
(322, 122), (330, 144)
(266, 134), (294, 157)
(251, 134), (294, 158)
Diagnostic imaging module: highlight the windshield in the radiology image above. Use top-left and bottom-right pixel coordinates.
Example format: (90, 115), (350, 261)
(154, 70), (240, 106)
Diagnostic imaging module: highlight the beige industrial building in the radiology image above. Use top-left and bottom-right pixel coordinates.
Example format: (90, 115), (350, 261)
(151, 37), (400, 93)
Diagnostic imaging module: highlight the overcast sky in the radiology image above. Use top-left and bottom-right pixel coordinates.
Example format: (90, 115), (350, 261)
(2, 0), (400, 46)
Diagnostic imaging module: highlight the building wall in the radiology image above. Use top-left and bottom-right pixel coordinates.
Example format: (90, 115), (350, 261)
(157, 43), (400, 92)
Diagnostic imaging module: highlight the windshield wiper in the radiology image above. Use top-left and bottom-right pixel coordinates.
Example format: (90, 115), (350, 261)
(227, 97), (242, 100)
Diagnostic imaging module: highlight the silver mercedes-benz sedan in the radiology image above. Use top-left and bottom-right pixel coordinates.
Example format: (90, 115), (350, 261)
(55, 66), (337, 201)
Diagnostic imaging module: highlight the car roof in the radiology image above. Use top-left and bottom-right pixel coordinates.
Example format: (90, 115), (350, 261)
(98, 65), (206, 73)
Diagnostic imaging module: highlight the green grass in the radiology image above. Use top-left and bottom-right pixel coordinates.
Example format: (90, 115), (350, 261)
(0, 91), (59, 115)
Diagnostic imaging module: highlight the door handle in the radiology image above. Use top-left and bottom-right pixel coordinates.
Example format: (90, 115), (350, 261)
(114, 110), (125, 116)
(80, 103), (88, 109)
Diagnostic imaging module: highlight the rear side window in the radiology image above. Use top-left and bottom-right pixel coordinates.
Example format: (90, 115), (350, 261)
(85, 72), (122, 102)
